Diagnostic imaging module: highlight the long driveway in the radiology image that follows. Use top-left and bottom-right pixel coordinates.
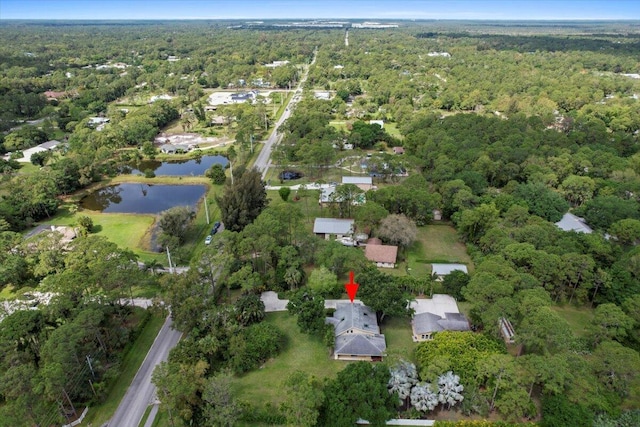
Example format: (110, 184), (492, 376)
(107, 315), (182, 427)
(254, 49), (317, 179)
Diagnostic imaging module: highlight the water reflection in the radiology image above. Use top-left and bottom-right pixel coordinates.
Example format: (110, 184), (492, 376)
(123, 155), (228, 176)
(81, 183), (207, 214)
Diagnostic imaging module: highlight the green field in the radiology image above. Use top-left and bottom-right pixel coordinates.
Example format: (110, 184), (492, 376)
(231, 312), (345, 408)
(551, 305), (595, 337)
(406, 224), (473, 275)
(42, 208), (159, 262)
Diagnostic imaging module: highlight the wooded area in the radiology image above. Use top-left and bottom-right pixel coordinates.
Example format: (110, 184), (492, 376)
(0, 19), (639, 426)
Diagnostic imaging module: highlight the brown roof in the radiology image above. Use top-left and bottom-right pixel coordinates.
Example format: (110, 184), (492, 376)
(393, 146), (405, 154)
(365, 244), (398, 264)
(366, 237), (382, 245)
(44, 90), (67, 99)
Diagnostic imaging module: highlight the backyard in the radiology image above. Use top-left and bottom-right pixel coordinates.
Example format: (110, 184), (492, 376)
(402, 224), (474, 279)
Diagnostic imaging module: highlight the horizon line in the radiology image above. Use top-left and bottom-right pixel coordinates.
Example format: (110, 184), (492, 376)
(2, 18), (640, 22)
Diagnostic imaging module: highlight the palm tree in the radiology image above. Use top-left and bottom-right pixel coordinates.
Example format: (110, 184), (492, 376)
(284, 267), (303, 290)
(144, 259), (163, 275)
(235, 294), (265, 326)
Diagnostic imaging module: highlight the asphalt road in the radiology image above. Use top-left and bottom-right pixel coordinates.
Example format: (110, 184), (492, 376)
(255, 49), (317, 179)
(107, 315), (182, 427)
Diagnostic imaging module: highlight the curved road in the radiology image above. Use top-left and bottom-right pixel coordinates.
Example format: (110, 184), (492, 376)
(255, 49), (317, 179)
(107, 315), (182, 427)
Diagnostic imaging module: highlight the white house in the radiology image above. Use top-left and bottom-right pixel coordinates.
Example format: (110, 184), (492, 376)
(17, 140), (61, 163)
(431, 264), (468, 281)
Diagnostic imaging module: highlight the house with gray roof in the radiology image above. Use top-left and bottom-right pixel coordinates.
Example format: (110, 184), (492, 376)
(326, 302), (386, 361)
(411, 312), (470, 342)
(313, 218), (354, 240)
(555, 212), (593, 234)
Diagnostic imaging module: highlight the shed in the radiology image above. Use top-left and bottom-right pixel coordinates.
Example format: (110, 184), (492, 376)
(431, 263), (468, 281)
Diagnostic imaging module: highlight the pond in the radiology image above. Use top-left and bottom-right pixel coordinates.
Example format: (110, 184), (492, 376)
(124, 155), (228, 176)
(81, 183), (207, 214)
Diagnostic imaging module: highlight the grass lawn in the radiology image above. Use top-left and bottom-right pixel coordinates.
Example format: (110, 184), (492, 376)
(551, 305), (595, 337)
(382, 316), (417, 363)
(82, 313), (166, 427)
(43, 208), (159, 262)
(0, 284), (15, 300)
(230, 312), (345, 408)
(406, 224), (473, 277)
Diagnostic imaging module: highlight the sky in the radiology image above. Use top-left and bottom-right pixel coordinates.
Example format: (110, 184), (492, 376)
(1, 0), (639, 21)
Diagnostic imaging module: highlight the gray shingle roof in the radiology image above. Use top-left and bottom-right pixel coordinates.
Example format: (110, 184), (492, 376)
(329, 303), (379, 336)
(313, 218), (354, 235)
(412, 312), (470, 335)
(334, 334), (386, 357)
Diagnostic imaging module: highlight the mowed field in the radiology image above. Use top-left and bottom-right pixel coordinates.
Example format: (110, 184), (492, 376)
(230, 312), (345, 408)
(404, 224), (474, 278)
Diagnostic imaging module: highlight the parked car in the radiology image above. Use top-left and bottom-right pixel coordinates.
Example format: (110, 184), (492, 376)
(211, 221), (221, 235)
(204, 235), (213, 245)
(279, 170), (303, 180)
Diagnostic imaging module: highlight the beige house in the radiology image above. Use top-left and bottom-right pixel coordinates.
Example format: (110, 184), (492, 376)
(364, 242), (398, 268)
(326, 303), (386, 361)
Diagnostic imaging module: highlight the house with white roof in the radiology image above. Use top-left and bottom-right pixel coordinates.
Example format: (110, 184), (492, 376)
(313, 218), (354, 240)
(342, 176), (374, 191)
(16, 140), (61, 163)
(409, 294), (470, 342)
(555, 212), (593, 234)
(431, 263), (468, 281)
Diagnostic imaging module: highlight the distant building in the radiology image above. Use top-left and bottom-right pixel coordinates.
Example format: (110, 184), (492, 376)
(555, 212), (593, 234)
(427, 52), (451, 57)
(352, 22), (399, 29)
(314, 91), (332, 100)
(264, 60), (290, 68)
(392, 146), (405, 155)
(230, 91), (258, 104)
(342, 176), (374, 191)
(17, 140), (61, 163)
(149, 94), (173, 103)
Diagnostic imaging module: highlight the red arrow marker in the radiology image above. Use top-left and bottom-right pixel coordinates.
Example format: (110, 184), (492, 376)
(345, 271), (359, 303)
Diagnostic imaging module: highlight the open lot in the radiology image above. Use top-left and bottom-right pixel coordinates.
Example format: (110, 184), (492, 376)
(406, 224), (473, 276)
(230, 312), (345, 408)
